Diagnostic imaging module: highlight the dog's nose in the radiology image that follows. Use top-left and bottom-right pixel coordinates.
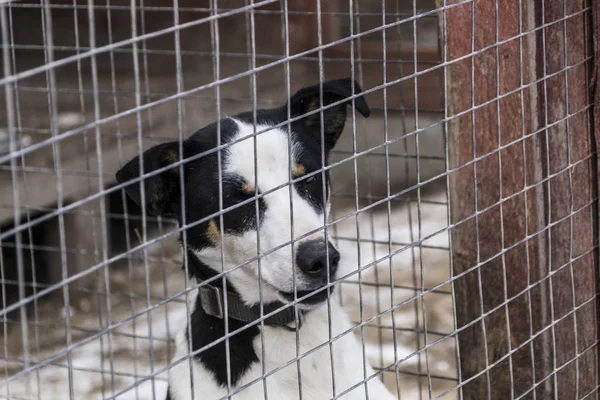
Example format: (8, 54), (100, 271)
(296, 239), (340, 280)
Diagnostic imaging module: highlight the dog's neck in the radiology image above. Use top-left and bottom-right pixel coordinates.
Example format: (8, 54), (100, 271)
(183, 250), (305, 387)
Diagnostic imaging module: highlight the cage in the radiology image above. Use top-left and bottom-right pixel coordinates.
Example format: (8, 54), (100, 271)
(0, 0), (597, 399)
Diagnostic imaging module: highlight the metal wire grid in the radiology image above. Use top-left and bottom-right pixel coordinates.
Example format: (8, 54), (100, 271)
(0, 0), (595, 399)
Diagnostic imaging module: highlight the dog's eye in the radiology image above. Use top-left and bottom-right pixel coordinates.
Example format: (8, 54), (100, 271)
(305, 175), (316, 184)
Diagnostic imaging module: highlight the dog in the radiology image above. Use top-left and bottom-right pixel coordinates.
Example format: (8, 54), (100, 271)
(116, 78), (397, 400)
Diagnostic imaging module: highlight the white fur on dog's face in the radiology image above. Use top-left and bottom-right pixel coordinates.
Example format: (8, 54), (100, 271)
(192, 119), (331, 305)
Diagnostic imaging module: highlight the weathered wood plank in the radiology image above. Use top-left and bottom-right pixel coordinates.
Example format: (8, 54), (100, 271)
(442, 0), (597, 398)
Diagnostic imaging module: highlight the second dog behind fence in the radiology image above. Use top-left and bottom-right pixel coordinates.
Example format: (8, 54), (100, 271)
(116, 78), (397, 400)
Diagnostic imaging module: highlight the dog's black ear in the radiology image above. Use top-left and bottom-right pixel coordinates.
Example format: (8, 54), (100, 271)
(116, 141), (189, 217)
(288, 78), (370, 149)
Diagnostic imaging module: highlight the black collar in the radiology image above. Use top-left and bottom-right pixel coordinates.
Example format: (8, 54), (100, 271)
(196, 278), (305, 330)
(186, 250), (305, 330)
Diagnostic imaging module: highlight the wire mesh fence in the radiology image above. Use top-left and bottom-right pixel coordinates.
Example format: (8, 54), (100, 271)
(0, 0), (597, 399)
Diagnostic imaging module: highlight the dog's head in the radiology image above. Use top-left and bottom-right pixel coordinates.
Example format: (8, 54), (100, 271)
(116, 78), (370, 307)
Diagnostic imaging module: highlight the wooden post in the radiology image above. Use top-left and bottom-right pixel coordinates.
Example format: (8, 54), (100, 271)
(442, 0), (598, 398)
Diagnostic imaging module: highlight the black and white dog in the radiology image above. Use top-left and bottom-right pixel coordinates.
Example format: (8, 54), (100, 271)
(116, 78), (397, 400)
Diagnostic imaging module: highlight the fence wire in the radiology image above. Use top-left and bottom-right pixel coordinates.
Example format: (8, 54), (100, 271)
(0, 1), (597, 400)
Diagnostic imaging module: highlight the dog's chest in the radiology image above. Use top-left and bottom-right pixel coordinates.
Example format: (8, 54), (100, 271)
(170, 302), (373, 400)
(242, 305), (359, 399)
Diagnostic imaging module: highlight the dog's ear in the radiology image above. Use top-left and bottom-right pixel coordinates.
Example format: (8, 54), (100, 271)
(116, 141), (190, 217)
(288, 78), (370, 149)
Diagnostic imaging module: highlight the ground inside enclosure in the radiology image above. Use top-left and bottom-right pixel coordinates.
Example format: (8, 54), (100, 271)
(1, 186), (457, 400)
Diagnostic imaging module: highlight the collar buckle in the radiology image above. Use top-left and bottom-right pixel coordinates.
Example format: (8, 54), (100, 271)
(199, 283), (224, 319)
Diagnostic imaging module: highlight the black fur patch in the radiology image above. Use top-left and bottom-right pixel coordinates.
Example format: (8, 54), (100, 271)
(187, 300), (260, 388)
(186, 254), (260, 387)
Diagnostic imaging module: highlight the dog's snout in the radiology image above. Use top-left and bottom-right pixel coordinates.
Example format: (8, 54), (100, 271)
(296, 240), (340, 279)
